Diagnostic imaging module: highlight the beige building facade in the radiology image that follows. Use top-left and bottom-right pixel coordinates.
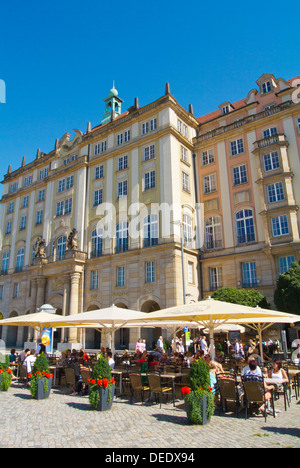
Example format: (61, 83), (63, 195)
(0, 85), (201, 349)
(0, 74), (299, 350)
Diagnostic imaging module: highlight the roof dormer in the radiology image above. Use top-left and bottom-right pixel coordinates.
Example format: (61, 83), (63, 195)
(256, 74), (277, 95)
(219, 102), (233, 115)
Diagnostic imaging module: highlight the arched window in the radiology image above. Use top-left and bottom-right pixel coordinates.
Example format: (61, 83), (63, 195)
(16, 248), (25, 272)
(57, 236), (67, 261)
(236, 209), (255, 245)
(91, 228), (103, 258)
(116, 222), (129, 253)
(143, 214), (158, 248)
(205, 216), (222, 250)
(1, 252), (9, 274)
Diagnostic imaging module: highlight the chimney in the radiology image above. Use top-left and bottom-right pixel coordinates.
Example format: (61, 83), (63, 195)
(189, 104), (194, 115)
(165, 82), (171, 95)
(134, 97), (139, 109)
(86, 122), (91, 133)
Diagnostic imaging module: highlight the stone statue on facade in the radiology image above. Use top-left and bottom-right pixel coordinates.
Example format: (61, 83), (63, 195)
(33, 237), (47, 258)
(67, 228), (78, 250)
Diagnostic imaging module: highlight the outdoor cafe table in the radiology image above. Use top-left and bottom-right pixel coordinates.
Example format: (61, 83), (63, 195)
(111, 370), (126, 397)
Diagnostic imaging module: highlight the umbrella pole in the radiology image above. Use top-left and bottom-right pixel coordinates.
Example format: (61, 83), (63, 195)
(209, 327), (215, 361)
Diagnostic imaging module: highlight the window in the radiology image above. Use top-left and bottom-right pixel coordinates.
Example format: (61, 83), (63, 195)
(183, 215), (193, 247)
(210, 267), (222, 291)
(94, 144), (100, 155)
(262, 81), (272, 94)
(91, 271), (99, 290)
(9, 182), (18, 193)
(230, 138), (244, 156)
(150, 118), (157, 131)
(222, 106), (229, 115)
(263, 152), (280, 172)
(203, 174), (216, 194)
(118, 155), (128, 171)
(145, 261), (155, 283)
(5, 221), (12, 235)
(22, 196), (29, 208)
(13, 283), (19, 299)
(117, 133), (123, 145)
(39, 168), (48, 180)
(66, 176), (74, 190)
(279, 255), (295, 275)
(117, 180), (128, 199)
(205, 217), (222, 250)
(23, 175), (33, 187)
(181, 146), (188, 162)
(38, 189), (45, 202)
(116, 222), (129, 253)
(19, 216), (27, 231)
(144, 171), (156, 190)
(142, 122), (149, 134)
(16, 248), (25, 272)
(271, 215), (289, 237)
(58, 179), (65, 192)
(36, 210), (43, 225)
(279, 256), (295, 275)
(116, 266), (125, 287)
(201, 149), (215, 166)
(188, 262), (194, 284)
(182, 172), (190, 192)
(57, 236), (67, 261)
(95, 165), (104, 180)
(267, 182), (285, 203)
(263, 127), (277, 139)
(236, 209), (255, 244)
(93, 189), (103, 206)
(144, 144), (155, 161)
(91, 228), (103, 258)
(242, 262), (257, 288)
(7, 202), (14, 214)
(64, 198), (72, 214)
(124, 130), (130, 142)
(297, 118), (300, 133)
(233, 165), (247, 186)
(56, 201), (64, 217)
(1, 252), (9, 274)
(143, 214), (158, 247)
(63, 155), (77, 165)
(0, 285), (3, 301)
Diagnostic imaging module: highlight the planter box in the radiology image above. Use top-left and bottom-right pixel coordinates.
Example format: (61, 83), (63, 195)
(35, 377), (52, 400)
(185, 394), (211, 426)
(95, 385), (115, 411)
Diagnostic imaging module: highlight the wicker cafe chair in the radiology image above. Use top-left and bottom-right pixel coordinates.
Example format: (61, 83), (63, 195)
(18, 364), (28, 387)
(64, 368), (76, 392)
(217, 373), (243, 417)
(129, 372), (150, 405)
(147, 372), (175, 409)
(242, 375), (275, 422)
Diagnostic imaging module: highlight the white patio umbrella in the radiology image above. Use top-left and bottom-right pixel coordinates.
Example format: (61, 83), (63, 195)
(52, 305), (149, 356)
(141, 298), (300, 359)
(0, 311), (72, 339)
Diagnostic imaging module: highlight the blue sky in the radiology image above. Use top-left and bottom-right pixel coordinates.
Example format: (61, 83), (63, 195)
(0, 0), (299, 195)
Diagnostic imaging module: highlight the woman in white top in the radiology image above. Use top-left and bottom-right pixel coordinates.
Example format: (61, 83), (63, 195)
(268, 359), (288, 383)
(23, 349), (36, 374)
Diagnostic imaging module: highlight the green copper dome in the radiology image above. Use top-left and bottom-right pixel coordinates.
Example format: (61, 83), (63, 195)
(109, 86), (118, 97)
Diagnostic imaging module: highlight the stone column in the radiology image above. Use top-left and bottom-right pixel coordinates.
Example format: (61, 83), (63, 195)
(68, 272), (81, 344)
(28, 278), (37, 341)
(34, 277), (47, 341)
(61, 274), (71, 343)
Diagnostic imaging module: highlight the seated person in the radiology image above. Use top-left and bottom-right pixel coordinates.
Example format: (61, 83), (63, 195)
(242, 358), (262, 377)
(107, 352), (115, 369)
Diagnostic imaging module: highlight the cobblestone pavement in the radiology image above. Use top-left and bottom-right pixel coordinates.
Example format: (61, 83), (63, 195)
(0, 383), (299, 449)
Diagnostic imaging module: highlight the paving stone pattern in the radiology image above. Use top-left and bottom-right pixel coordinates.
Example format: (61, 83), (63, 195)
(0, 384), (299, 448)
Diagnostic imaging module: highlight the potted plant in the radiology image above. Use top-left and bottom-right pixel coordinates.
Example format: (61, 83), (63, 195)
(29, 353), (53, 400)
(182, 359), (215, 425)
(88, 355), (115, 411)
(0, 356), (13, 392)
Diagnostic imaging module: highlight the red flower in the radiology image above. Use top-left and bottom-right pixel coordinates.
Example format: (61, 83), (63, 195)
(97, 380), (103, 387)
(0, 369), (3, 374)
(90, 379), (96, 385)
(87, 379), (91, 383)
(110, 378), (115, 385)
(181, 386), (191, 396)
(102, 378), (109, 388)
(28, 373), (32, 379)
(7, 368), (12, 374)
(208, 387), (213, 392)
